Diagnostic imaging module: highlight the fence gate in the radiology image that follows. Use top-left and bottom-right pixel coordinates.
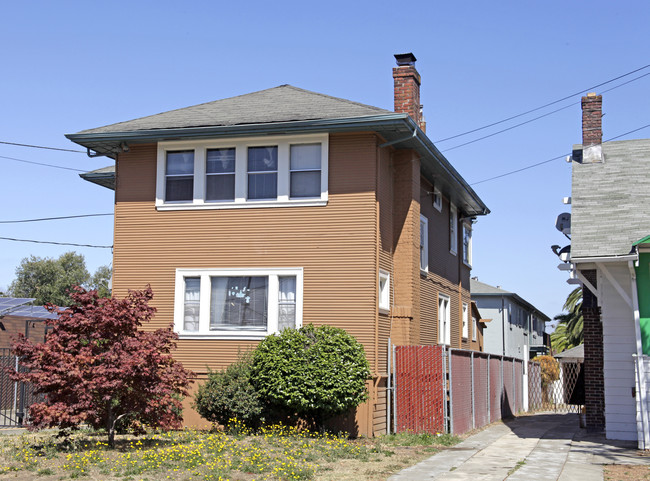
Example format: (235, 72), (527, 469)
(528, 360), (584, 413)
(393, 345), (445, 434)
(0, 348), (40, 427)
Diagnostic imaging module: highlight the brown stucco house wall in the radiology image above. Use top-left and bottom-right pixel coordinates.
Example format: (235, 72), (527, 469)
(68, 53), (489, 437)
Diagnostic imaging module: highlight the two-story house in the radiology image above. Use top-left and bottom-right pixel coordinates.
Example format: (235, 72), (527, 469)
(68, 53), (489, 436)
(470, 278), (549, 360)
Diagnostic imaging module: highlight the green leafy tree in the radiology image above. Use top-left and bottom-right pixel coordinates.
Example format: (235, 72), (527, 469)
(551, 287), (583, 353)
(90, 264), (113, 298)
(8, 252), (111, 305)
(250, 324), (371, 428)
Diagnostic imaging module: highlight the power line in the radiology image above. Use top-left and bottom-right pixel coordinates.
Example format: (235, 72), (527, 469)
(435, 64), (650, 143)
(470, 123), (650, 186)
(0, 213), (113, 224)
(0, 236), (112, 249)
(0, 154), (86, 172)
(442, 102), (578, 153)
(442, 71), (650, 152)
(0, 141), (85, 154)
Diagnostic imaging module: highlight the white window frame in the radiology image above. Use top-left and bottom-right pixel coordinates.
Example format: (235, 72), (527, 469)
(472, 315), (478, 341)
(462, 222), (472, 267)
(462, 302), (469, 339)
(378, 269), (390, 313)
(174, 267), (303, 339)
(450, 204), (458, 255)
(432, 187), (442, 212)
(156, 134), (328, 210)
(438, 294), (451, 345)
(420, 214), (429, 273)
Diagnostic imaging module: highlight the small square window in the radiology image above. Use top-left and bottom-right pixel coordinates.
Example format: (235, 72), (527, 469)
(378, 270), (390, 312)
(433, 188), (442, 212)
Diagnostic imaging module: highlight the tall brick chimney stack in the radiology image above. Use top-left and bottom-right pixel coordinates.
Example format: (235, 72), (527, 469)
(393, 53), (426, 132)
(581, 92), (603, 163)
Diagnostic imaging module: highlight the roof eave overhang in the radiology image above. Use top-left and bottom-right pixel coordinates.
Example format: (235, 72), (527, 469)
(79, 172), (115, 191)
(67, 114), (489, 215)
(571, 253), (638, 265)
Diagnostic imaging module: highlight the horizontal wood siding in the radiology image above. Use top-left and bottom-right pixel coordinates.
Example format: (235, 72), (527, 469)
(377, 145), (393, 375)
(112, 134), (379, 376)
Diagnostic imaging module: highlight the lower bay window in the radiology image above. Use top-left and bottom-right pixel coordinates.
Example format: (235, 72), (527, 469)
(175, 268), (303, 339)
(157, 134), (328, 210)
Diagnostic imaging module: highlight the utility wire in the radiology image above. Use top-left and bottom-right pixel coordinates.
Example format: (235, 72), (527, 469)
(0, 213), (113, 224)
(0, 154), (86, 172)
(0, 237), (112, 249)
(435, 64), (650, 143)
(470, 123), (650, 186)
(442, 71), (650, 152)
(0, 141), (85, 154)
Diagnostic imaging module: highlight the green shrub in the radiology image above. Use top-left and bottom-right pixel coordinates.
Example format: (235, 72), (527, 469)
(250, 324), (371, 427)
(194, 351), (263, 427)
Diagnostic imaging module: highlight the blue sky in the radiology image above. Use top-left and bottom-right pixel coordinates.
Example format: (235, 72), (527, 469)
(1, 0), (649, 320)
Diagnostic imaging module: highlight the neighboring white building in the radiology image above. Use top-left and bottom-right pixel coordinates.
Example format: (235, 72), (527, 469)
(563, 92), (650, 449)
(470, 278), (549, 360)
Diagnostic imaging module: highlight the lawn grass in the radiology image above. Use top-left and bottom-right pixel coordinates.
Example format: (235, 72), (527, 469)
(0, 423), (460, 480)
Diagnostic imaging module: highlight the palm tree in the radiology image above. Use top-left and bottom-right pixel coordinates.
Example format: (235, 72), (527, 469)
(551, 287), (583, 353)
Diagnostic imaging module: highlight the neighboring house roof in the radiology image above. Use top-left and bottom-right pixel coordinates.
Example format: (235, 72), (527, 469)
(554, 343), (584, 361)
(79, 165), (116, 190)
(68, 85), (490, 217)
(571, 138), (650, 260)
(470, 278), (551, 322)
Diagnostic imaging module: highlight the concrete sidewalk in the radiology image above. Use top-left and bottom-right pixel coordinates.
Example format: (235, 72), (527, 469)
(389, 412), (649, 481)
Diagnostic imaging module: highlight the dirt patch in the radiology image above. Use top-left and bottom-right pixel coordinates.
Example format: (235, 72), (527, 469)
(604, 464), (650, 481)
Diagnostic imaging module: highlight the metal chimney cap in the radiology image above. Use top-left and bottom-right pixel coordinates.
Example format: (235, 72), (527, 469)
(394, 53), (417, 66)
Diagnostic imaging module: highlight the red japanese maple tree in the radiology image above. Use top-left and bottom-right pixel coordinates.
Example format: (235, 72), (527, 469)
(11, 286), (193, 446)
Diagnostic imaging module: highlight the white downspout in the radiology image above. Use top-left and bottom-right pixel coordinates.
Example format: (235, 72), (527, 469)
(629, 260), (649, 449)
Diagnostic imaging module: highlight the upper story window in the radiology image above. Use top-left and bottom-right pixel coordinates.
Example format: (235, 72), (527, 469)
(290, 144), (321, 198)
(462, 222), (472, 267)
(175, 267), (303, 339)
(450, 204), (458, 255)
(156, 134), (328, 210)
(420, 215), (429, 272)
(472, 315), (478, 341)
(165, 151), (194, 202)
(432, 187), (442, 212)
(206, 148), (235, 201)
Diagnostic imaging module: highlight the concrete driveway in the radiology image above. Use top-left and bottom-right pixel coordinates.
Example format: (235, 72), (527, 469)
(389, 412), (649, 481)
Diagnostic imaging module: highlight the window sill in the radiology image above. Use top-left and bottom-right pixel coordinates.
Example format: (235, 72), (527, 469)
(157, 199), (327, 211)
(462, 261), (472, 269)
(378, 307), (390, 315)
(420, 269), (428, 277)
(178, 333), (268, 340)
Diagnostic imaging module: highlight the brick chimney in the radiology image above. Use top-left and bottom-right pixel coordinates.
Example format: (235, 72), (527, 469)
(581, 92), (603, 163)
(393, 53), (426, 132)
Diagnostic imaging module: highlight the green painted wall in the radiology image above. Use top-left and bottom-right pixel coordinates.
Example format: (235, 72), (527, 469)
(635, 252), (650, 355)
